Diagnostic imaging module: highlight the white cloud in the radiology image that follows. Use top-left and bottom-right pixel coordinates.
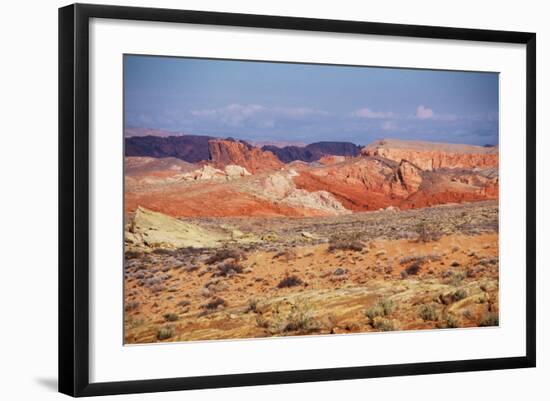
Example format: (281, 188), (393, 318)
(381, 121), (397, 131)
(190, 104), (328, 128)
(416, 105), (434, 119)
(352, 108), (396, 119)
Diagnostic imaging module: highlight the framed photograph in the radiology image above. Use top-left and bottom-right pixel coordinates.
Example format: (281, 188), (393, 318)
(59, 3), (536, 397)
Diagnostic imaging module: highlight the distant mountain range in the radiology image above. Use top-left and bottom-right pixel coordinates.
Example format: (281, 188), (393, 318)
(125, 134), (361, 164)
(262, 142), (361, 163)
(125, 135), (215, 163)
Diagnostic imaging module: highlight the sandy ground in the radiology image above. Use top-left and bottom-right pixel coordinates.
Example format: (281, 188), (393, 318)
(124, 202), (499, 343)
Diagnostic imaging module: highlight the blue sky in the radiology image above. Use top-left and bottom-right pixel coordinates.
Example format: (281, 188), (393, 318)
(124, 55), (499, 146)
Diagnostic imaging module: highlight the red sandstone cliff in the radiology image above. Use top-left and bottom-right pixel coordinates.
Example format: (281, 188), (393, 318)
(362, 139), (498, 171)
(293, 156), (498, 212)
(208, 139), (283, 173)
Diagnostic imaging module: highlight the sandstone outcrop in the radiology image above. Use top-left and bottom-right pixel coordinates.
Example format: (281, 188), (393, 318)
(125, 206), (229, 249)
(293, 156), (497, 211)
(208, 139), (283, 173)
(362, 139), (498, 171)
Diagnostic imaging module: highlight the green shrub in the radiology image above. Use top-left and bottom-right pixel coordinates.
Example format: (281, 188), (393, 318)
(205, 249), (241, 265)
(213, 261), (244, 277)
(163, 313), (179, 322)
(372, 317), (396, 331)
(479, 312), (499, 327)
(452, 289), (468, 302)
(202, 297), (227, 310)
(419, 304), (438, 321)
(446, 314), (460, 328)
(157, 326), (174, 340)
(283, 301), (319, 333)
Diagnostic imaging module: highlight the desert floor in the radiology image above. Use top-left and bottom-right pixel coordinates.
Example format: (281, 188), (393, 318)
(124, 200), (499, 343)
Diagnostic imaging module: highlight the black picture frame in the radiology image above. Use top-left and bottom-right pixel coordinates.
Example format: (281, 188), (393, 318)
(59, 3), (536, 397)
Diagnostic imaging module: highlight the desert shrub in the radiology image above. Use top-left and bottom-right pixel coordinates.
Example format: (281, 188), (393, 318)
(479, 312), (499, 327)
(124, 301), (140, 312)
(414, 222), (441, 243)
(378, 298), (395, 315)
(125, 250), (143, 259)
(205, 248), (241, 265)
(246, 298), (259, 313)
(372, 317), (396, 331)
(277, 274), (303, 288)
(283, 301), (319, 333)
(255, 315), (270, 329)
(419, 304), (439, 321)
(178, 300), (191, 308)
(452, 289), (468, 302)
(448, 272), (466, 287)
(365, 305), (384, 320)
(153, 248), (176, 256)
(157, 326), (174, 340)
(328, 240), (364, 253)
(446, 314), (460, 328)
(272, 249), (297, 262)
(478, 257), (498, 266)
(213, 261), (244, 277)
(366, 298), (394, 321)
(399, 253), (441, 265)
(462, 309), (473, 320)
(182, 265), (199, 273)
(202, 297), (227, 310)
(405, 262), (422, 275)
(333, 267), (347, 276)
(163, 313), (179, 322)
(328, 233), (364, 252)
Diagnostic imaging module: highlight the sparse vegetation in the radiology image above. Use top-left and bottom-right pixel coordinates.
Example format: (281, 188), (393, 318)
(205, 248), (241, 265)
(414, 222), (441, 243)
(157, 326), (175, 340)
(479, 312), (499, 327)
(124, 198), (499, 344)
(419, 304), (439, 321)
(452, 289), (468, 302)
(272, 249), (297, 262)
(446, 314), (460, 328)
(213, 261), (244, 277)
(328, 240), (364, 253)
(277, 274), (303, 288)
(366, 298), (394, 321)
(283, 301), (319, 333)
(202, 297), (227, 310)
(163, 312), (179, 322)
(246, 298), (259, 313)
(399, 253), (441, 265)
(125, 300), (140, 312)
(405, 262), (422, 275)
(255, 315), (270, 329)
(372, 317), (396, 331)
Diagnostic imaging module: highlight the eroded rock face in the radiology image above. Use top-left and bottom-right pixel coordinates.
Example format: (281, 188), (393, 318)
(224, 164), (252, 179)
(208, 139), (283, 173)
(293, 156), (497, 212)
(362, 139), (498, 171)
(125, 206), (229, 249)
(393, 160), (423, 194)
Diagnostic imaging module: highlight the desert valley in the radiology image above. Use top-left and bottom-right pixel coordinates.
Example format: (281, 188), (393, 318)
(123, 134), (499, 343)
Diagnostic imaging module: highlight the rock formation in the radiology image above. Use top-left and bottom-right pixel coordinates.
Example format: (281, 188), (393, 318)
(362, 139), (498, 171)
(125, 206), (229, 249)
(208, 139), (283, 173)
